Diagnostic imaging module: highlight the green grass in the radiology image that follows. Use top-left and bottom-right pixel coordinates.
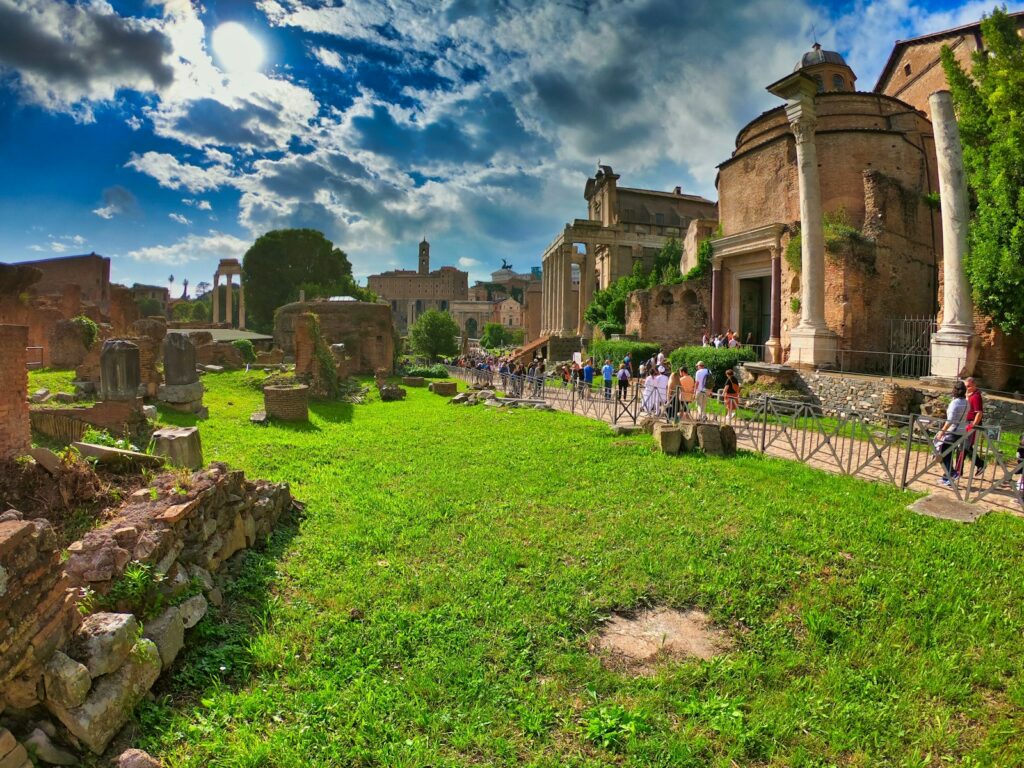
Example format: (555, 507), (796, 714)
(28, 368), (78, 394)
(88, 371), (1024, 766)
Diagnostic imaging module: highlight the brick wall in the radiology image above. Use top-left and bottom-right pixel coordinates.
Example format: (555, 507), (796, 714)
(626, 279), (711, 350)
(275, 301), (395, 375)
(0, 325), (30, 460)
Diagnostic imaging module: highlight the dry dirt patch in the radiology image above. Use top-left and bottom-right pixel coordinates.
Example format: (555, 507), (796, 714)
(591, 607), (732, 675)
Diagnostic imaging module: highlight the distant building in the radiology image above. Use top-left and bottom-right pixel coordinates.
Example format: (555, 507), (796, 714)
(366, 239), (469, 333)
(131, 284), (170, 316)
(20, 253), (110, 311)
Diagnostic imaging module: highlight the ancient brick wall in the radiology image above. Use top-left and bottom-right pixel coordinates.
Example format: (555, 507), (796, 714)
(109, 285), (140, 335)
(0, 325), (31, 460)
(275, 301), (395, 375)
(29, 400), (146, 444)
(293, 313), (315, 378)
(49, 320), (91, 369)
(22, 254), (110, 310)
(0, 516), (80, 711)
(626, 279), (711, 351)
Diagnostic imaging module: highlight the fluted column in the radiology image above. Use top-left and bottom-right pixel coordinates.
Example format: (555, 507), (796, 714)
(238, 278), (246, 330)
(224, 274), (233, 328)
(212, 274), (220, 324)
(561, 244), (575, 336)
(577, 244), (596, 336)
(929, 89), (976, 378)
(768, 72), (835, 367)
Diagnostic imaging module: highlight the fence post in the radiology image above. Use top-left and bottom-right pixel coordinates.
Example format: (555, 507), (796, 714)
(759, 398), (768, 454)
(900, 414), (915, 489)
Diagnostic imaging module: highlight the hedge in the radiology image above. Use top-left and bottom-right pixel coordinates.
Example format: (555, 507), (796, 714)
(231, 338), (257, 363)
(401, 363), (449, 378)
(667, 345), (757, 390)
(587, 340), (662, 373)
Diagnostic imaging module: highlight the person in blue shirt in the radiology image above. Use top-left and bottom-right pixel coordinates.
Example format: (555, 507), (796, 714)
(601, 358), (614, 400)
(582, 358), (595, 398)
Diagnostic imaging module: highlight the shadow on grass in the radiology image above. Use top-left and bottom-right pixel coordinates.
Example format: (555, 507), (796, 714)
(309, 399), (355, 423)
(132, 510), (303, 729)
(154, 407), (199, 428)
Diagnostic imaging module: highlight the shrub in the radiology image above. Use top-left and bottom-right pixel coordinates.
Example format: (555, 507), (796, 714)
(70, 314), (100, 349)
(231, 338), (257, 363)
(587, 340), (661, 371)
(668, 345), (757, 390)
(401, 363), (448, 378)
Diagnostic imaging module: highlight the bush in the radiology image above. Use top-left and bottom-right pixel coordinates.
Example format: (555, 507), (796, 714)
(70, 314), (100, 349)
(587, 340), (661, 372)
(231, 338), (257, 363)
(401, 364), (448, 378)
(668, 345), (757, 391)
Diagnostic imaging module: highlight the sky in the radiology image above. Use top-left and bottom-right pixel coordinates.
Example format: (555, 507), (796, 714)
(0, 0), (1019, 294)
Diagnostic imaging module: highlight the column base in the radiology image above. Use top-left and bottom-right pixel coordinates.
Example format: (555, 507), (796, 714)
(766, 337), (783, 364)
(929, 328), (976, 379)
(786, 326), (837, 368)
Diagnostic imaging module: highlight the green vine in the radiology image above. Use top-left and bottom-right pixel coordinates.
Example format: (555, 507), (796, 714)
(784, 210), (875, 273)
(304, 312), (340, 399)
(683, 238), (714, 281)
(71, 314), (100, 349)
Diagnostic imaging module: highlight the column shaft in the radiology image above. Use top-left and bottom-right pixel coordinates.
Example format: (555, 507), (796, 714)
(711, 266), (723, 335)
(224, 275), (234, 328)
(238, 280), (246, 330)
(561, 247), (575, 336)
(793, 121), (826, 329)
(212, 275), (220, 324)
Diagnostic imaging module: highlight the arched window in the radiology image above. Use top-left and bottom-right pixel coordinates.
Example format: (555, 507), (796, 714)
(657, 289), (674, 307)
(832, 74), (846, 91)
(813, 75), (824, 92)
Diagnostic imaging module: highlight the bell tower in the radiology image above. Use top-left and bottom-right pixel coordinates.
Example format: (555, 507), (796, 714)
(418, 238), (430, 275)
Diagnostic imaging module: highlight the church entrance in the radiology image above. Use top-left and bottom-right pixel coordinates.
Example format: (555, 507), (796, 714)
(738, 276), (771, 348)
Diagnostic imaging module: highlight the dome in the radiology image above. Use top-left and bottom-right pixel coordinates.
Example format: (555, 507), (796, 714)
(794, 42), (848, 71)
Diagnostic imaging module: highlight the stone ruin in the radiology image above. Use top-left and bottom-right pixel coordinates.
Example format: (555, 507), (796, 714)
(0, 464), (293, 760)
(157, 333), (205, 415)
(275, 300), (394, 376)
(651, 421), (737, 458)
(0, 325), (31, 460)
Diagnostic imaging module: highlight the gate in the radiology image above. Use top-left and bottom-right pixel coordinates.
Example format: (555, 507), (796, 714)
(889, 316), (935, 379)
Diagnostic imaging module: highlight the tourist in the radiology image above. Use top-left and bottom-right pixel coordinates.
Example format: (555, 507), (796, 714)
(653, 365), (670, 417)
(602, 358), (614, 400)
(623, 351), (632, 375)
(728, 335), (739, 349)
(694, 360), (711, 419)
(582, 358), (595, 398)
(723, 368), (741, 423)
(678, 365), (695, 417)
(561, 364), (570, 388)
(656, 349), (666, 367)
(934, 380), (968, 487)
(570, 360), (581, 391)
(616, 363), (631, 401)
(958, 377), (986, 478)
(702, 329), (710, 347)
(641, 367), (657, 414)
(665, 365), (682, 422)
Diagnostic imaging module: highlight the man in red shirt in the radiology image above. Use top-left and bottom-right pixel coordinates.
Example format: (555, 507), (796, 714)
(959, 377), (986, 477)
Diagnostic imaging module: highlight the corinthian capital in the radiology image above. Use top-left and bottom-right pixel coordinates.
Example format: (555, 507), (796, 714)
(790, 116), (817, 144)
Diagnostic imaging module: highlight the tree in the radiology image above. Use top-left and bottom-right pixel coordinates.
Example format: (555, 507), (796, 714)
(479, 322), (513, 349)
(409, 309), (460, 361)
(241, 229), (373, 331)
(942, 7), (1024, 333)
(136, 297), (162, 317)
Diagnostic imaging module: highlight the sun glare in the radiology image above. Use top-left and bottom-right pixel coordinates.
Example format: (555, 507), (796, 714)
(212, 22), (265, 74)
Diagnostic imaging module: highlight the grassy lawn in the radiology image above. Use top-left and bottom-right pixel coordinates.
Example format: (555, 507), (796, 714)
(44, 370), (1024, 767)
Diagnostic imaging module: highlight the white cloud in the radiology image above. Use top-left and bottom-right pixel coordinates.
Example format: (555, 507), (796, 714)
(127, 151), (232, 193)
(92, 185), (139, 219)
(169, 212), (191, 225)
(126, 230), (248, 265)
(126, 115), (143, 130)
(312, 46), (345, 70)
(458, 257), (480, 268)
(182, 198), (213, 210)
(28, 244), (44, 252)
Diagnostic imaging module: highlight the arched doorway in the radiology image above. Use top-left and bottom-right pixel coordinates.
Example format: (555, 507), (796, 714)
(465, 318), (478, 338)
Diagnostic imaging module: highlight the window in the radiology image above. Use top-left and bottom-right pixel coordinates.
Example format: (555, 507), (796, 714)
(813, 75), (824, 92)
(832, 74), (845, 90)
(904, 63), (912, 76)
(655, 213), (665, 225)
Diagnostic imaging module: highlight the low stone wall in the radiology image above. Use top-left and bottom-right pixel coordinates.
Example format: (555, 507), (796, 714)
(30, 400), (147, 445)
(793, 369), (1024, 428)
(0, 463), (293, 758)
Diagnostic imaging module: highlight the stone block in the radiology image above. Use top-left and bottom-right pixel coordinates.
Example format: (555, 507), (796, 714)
(23, 728), (77, 766)
(99, 340), (141, 401)
(30, 447), (62, 475)
(680, 424), (699, 452)
(0, 743), (27, 768)
(163, 333), (199, 386)
(47, 638), (161, 754)
(71, 442), (163, 470)
(30, 388), (51, 404)
(653, 424), (682, 454)
(178, 594), (208, 629)
(142, 405), (158, 420)
(150, 427), (203, 470)
(401, 376), (426, 387)
(142, 606), (184, 669)
(696, 424), (724, 456)
(43, 651), (91, 709)
(157, 381), (204, 405)
(428, 381), (457, 396)
(119, 748), (163, 768)
(378, 384), (406, 402)
(69, 612), (138, 679)
(217, 514), (247, 563)
(719, 425), (737, 457)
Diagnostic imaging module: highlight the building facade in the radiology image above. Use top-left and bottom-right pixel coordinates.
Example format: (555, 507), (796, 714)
(366, 240), (469, 333)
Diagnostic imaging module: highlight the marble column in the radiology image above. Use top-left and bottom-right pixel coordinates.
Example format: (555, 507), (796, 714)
(211, 274), (220, 324)
(767, 245), (783, 363)
(929, 90), (976, 379)
(768, 72), (835, 367)
(543, 253), (552, 335)
(238, 280), (246, 330)
(577, 243), (596, 336)
(710, 262), (723, 335)
(561, 244), (575, 336)
(224, 274), (234, 328)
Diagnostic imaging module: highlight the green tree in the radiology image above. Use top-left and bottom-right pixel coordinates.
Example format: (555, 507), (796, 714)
(241, 229), (373, 331)
(942, 7), (1024, 333)
(479, 322), (513, 349)
(136, 297), (162, 318)
(409, 310), (460, 361)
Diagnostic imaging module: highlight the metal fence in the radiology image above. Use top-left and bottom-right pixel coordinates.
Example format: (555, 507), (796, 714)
(443, 364), (1023, 505)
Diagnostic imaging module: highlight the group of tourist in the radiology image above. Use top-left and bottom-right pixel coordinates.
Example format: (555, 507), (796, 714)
(701, 329), (750, 349)
(934, 376), (988, 487)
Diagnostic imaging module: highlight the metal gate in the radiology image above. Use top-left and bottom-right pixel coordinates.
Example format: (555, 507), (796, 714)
(889, 316), (935, 379)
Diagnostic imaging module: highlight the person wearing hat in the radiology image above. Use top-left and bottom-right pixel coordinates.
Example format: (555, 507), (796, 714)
(694, 360), (711, 419)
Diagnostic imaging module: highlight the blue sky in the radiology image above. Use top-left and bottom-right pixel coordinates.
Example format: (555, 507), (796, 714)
(0, 0), (1018, 293)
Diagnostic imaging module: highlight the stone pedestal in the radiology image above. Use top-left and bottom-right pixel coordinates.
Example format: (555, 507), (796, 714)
(163, 334), (198, 386)
(151, 427), (204, 469)
(99, 340), (141, 401)
(788, 326), (837, 369)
